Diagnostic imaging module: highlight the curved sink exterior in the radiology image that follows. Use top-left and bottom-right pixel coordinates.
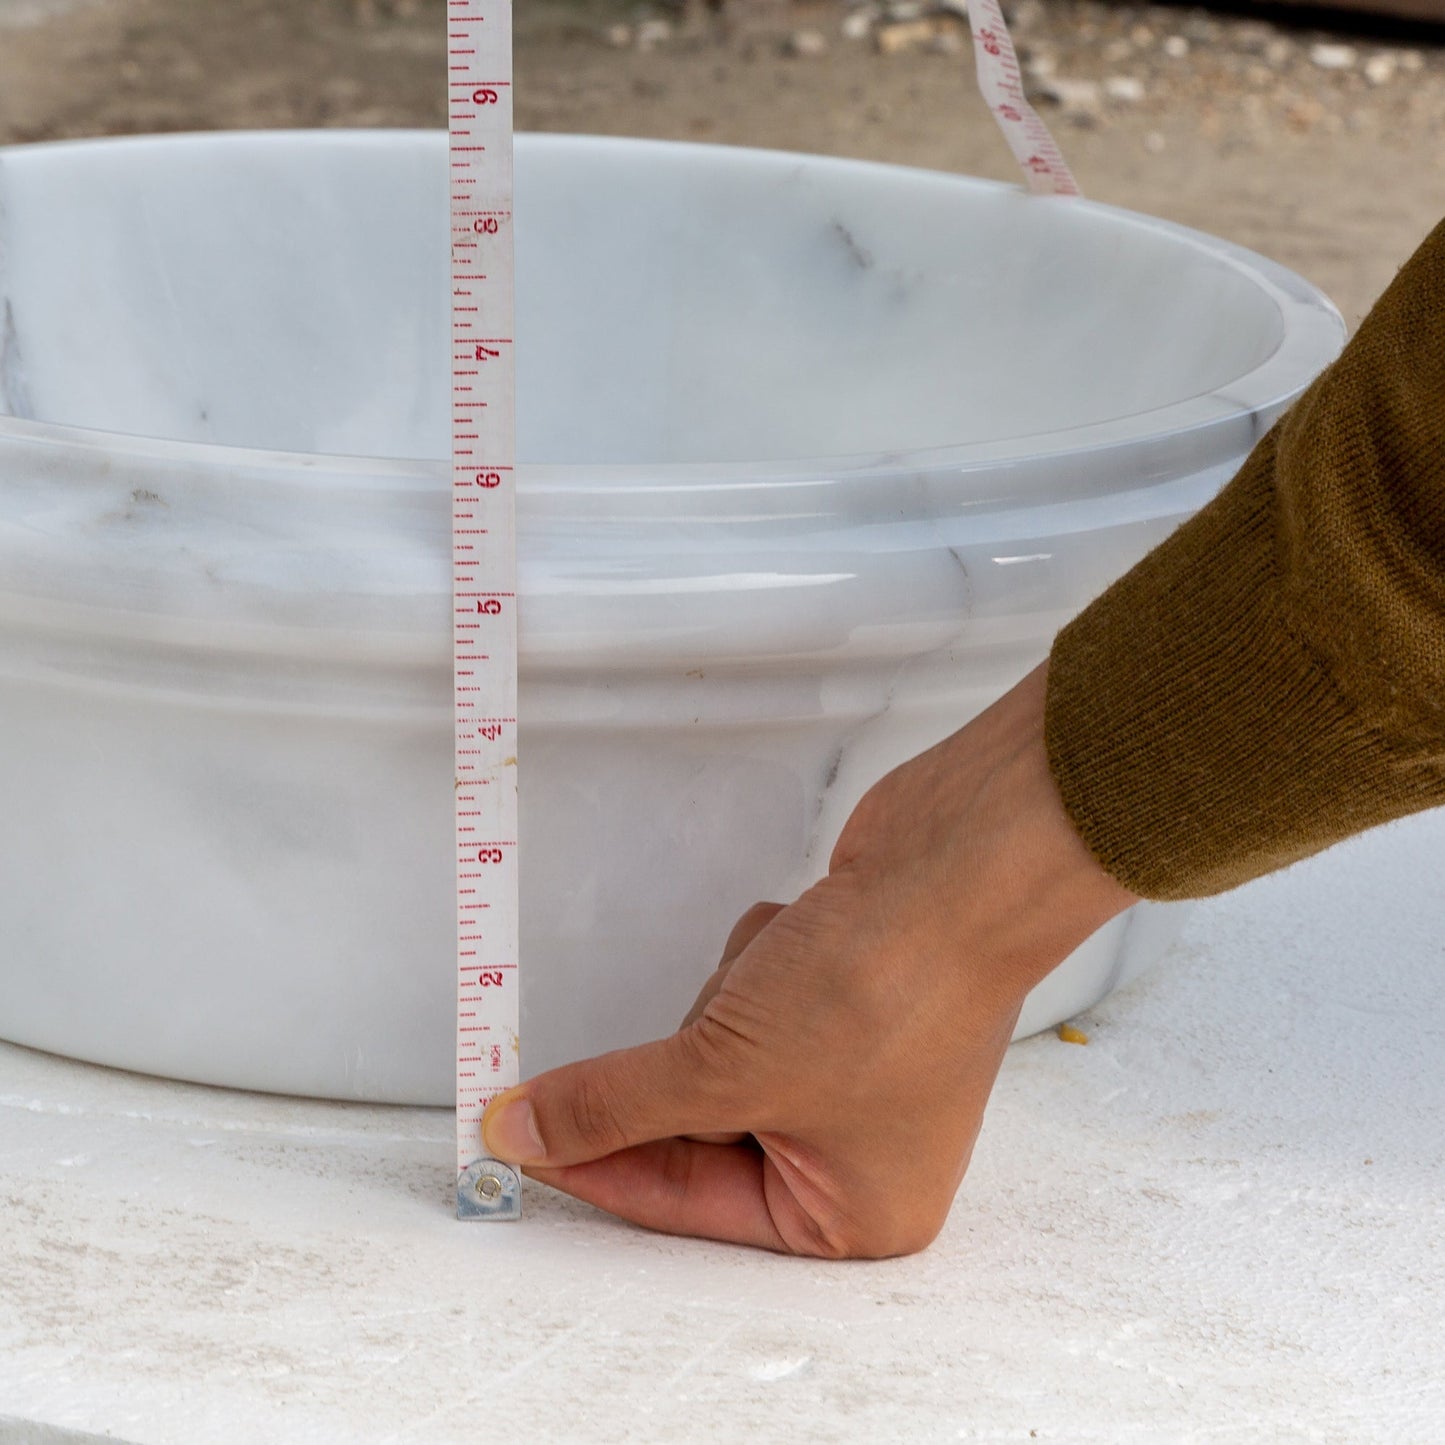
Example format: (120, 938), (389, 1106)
(0, 133), (1344, 1102)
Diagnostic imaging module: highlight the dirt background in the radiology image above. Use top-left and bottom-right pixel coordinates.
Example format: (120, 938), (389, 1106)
(1, 0), (1443, 326)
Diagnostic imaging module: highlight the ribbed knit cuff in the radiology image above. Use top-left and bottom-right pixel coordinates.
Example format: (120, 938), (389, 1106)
(1046, 216), (1445, 901)
(1044, 432), (1445, 900)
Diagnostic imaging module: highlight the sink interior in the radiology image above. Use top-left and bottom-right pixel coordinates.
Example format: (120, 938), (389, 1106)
(0, 132), (1285, 467)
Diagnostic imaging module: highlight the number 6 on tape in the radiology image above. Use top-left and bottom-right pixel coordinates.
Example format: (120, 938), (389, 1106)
(449, 0), (521, 1221)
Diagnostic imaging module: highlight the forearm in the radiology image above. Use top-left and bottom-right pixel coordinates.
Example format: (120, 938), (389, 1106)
(1045, 218), (1445, 900)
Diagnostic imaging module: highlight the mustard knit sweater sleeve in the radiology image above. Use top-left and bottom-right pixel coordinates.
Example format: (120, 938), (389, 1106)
(1044, 217), (1445, 900)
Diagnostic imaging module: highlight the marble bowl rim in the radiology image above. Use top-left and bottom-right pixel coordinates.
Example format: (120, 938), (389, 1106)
(0, 128), (1345, 512)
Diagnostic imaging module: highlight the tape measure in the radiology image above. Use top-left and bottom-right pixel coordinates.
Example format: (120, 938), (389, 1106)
(967, 0), (1080, 198)
(449, 0), (522, 1222)
(442, 0), (1070, 1222)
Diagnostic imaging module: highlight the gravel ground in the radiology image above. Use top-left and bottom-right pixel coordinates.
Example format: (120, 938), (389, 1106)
(1, 0), (1443, 323)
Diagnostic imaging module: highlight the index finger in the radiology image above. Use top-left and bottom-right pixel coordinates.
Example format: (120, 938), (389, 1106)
(524, 1137), (794, 1252)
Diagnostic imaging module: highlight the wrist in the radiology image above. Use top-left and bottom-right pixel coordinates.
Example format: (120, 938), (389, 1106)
(993, 662), (1142, 983)
(833, 659), (1140, 1003)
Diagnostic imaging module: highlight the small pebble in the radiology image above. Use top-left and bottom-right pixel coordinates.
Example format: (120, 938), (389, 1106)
(1309, 42), (1357, 71)
(1010, 0), (1043, 30)
(1286, 96), (1326, 130)
(603, 22), (631, 48)
(1030, 76), (1103, 122)
(1230, 21), (1277, 56)
(1020, 45), (1057, 79)
(1104, 74), (1145, 102)
(1364, 53), (1396, 86)
(840, 9), (874, 41)
(785, 27), (829, 58)
(1162, 35), (1189, 59)
(876, 15), (959, 54)
(635, 17), (672, 50)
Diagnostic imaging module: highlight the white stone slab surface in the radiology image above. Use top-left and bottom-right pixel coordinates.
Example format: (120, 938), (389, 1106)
(3, 806), (1443, 1443)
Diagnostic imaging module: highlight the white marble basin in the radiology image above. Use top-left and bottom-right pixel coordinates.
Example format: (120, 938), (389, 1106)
(0, 131), (1344, 1104)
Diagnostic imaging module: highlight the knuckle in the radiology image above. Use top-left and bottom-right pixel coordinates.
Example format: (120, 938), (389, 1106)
(562, 1071), (631, 1155)
(685, 1005), (767, 1086)
(830, 781), (890, 869)
(721, 900), (786, 962)
(674, 1018), (749, 1107)
(742, 900), (784, 927)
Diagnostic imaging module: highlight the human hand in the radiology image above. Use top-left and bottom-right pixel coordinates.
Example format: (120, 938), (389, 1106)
(480, 661), (1138, 1257)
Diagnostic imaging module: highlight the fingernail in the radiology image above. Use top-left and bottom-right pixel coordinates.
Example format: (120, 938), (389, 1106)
(483, 1095), (546, 1164)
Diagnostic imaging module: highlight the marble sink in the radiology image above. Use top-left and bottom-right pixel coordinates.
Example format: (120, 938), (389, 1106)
(0, 131), (1344, 1103)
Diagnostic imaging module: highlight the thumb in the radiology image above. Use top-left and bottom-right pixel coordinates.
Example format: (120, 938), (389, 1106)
(481, 1029), (736, 1169)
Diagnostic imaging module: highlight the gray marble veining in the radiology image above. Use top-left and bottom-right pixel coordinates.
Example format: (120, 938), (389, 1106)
(0, 171), (36, 422)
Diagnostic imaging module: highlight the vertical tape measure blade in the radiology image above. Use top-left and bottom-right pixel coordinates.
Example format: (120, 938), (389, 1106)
(967, 0), (1081, 197)
(450, 0), (521, 1221)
